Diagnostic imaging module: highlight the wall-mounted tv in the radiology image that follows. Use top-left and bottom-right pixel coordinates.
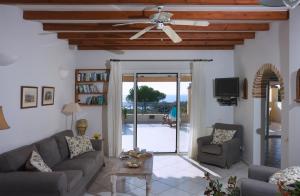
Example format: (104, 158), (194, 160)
(214, 77), (240, 97)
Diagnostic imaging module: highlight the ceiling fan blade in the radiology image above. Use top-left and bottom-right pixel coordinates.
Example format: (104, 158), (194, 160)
(171, 20), (210, 27)
(130, 25), (156, 40)
(162, 25), (182, 43)
(259, 0), (285, 7)
(113, 21), (151, 27)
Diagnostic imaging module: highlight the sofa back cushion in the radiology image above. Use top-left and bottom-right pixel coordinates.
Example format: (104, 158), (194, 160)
(35, 137), (62, 168)
(0, 144), (37, 172)
(54, 130), (74, 160)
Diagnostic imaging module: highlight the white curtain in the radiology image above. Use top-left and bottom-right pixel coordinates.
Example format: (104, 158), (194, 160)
(188, 61), (206, 159)
(108, 61), (123, 157)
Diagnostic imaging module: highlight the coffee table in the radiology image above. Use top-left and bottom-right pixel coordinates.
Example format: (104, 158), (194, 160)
(110, 155), (153, 196)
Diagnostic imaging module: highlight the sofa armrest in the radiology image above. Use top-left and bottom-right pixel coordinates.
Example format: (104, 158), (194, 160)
(0, 171), (67, 195)
(248, 165), (280, 182)
(197, 136), (213, 147)
(90, 139), (103, 151)
(238, 178), (278, 196)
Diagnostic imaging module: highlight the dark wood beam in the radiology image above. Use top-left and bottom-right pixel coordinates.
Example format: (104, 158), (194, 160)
(58, 32), (255, 40)
(43, 23), (270, 32)
(69, 39), (244, 45)
(0, 0), (260, 5)
(77, 45), (235, 50)
(24, 11), (289, 21)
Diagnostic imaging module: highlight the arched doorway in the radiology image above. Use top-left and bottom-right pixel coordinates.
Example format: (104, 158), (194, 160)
(252, 64), (284, 168)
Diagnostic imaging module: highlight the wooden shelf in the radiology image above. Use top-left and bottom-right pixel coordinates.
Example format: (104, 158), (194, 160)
(75, 68), (110, 107)
(77, 92), (107, 95)
(76, 80), (109, 84)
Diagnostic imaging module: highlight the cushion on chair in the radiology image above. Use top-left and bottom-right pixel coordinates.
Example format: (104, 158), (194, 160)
(65, 136), (94, 159)
(64, 170), (83, 191)
(53, 158), (96, 176)
(201, 144), (222, 155)
(211, 129), (236, 145)
(25, 150), (52, 172)
(35, 137), (62, 168)
(269, 166), (300, 186)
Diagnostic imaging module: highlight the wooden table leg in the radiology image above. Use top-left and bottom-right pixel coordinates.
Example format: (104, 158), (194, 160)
(111, 175), (117, 196)
(146, 175), (152, 196)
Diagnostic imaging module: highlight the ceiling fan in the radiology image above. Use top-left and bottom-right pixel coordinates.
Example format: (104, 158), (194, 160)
(113, 6), (210, 43)
(260, 0), (300, 9)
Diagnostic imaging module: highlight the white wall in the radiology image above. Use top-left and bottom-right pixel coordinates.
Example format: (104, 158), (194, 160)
(233, 11), (300, 167)
(76, 50), (236, 139)
(0, 5), (75, 154)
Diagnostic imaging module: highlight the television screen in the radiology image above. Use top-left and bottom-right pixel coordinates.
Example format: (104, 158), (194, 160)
(215, 77), (239, 97)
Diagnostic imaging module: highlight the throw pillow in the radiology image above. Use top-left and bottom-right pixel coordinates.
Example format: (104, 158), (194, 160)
(65, 136), (94, 159)
(211, 129), (236, 145)
(269, 166), (300, 186)
(25, 150), (52, 172)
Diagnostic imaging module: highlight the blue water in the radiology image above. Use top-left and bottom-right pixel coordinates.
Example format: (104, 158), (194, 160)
(122, 95), (187, 103)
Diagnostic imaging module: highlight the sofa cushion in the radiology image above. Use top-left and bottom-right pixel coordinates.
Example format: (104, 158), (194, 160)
(64, 170), (83, 192)
(75, 151), (103, 166)
(201, 144), (222, 155)
(0, 144), (38, 172)
(65, 136), (94, 159)
(54, 130), (74, 160)
(53, 158), (96, 176)
(25, 150), (52, 172)
(35, 137), (62, 168)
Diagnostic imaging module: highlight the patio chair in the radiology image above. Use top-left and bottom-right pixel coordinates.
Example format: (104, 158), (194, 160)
(162, 106), (177, 127)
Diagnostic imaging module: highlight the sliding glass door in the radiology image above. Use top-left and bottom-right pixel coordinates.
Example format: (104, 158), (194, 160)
(121, 73), (191, 153)
(136, 73), (178, 153)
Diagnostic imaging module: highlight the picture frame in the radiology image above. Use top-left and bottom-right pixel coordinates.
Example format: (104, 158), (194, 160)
(42, 86), (55, 106)
(21, 86), (38, 109)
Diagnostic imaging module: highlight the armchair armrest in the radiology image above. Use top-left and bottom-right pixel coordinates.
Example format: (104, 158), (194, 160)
(221, 138), (241, 152)
(238, 178), (278, 196)
(90, 139), (103, 151)
(248, 165), (280, 182)
(197, 135), (213, 147)
(0, 172), (67, 195)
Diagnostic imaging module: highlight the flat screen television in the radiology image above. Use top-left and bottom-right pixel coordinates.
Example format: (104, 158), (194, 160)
(214, 77), (239, 97)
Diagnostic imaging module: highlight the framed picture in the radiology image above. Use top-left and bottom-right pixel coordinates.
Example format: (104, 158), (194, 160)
(42, 86), (55, 106)
(21, 86), (38, 109)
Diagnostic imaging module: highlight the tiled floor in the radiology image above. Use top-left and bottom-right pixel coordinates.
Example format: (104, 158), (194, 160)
(85, 155), (248, 196)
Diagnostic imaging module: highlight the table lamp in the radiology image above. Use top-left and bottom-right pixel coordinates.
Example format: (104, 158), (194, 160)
(62, 103), (81, 130)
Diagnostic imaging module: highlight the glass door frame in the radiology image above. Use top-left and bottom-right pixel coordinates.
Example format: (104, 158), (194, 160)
(132, 73), (180, 153)
(125, 71), (190, 154)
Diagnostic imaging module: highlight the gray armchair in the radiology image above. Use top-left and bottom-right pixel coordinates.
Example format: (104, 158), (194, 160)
(197, 123), (243, 168)
(238, 165), (280, 196)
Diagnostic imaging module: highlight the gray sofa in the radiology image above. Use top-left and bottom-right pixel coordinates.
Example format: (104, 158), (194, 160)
(238, 165), (280, 196)
(197, 123), (243, 168)
(0, 130), (105, 196)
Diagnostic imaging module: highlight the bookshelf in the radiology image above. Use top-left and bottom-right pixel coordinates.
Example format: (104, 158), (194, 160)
(75, 69), (110, 106)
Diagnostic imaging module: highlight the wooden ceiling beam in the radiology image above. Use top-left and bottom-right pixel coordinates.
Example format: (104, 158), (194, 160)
(24, 11), (289, 21)
(0, 0), (260, 5)
(43, 23), (270, 32)
(69, 39), (244, 45)
(77, 45), (235, 50)
(58, 32), (255, 40)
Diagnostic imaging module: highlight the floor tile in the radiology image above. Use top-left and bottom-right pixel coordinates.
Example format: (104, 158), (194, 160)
(176, 180), (206, 195)
(158, 188), (191, 196)
(141, 180), (172, 194)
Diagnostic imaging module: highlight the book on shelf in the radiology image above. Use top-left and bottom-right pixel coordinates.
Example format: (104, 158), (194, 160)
(83, 95), (106, 105)
(77, 72), (110, 82)
(77, 84), (100, 93)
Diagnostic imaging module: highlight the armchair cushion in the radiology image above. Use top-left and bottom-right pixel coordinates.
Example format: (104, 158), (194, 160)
(269, 166), (300, 186)
(201, 144), (222, 155)
(64, 170), (83, 192)
(248, 165), (280, 182)
(211, 129), (236, 145)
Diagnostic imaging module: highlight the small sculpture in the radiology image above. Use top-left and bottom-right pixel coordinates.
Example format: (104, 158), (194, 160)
(76, 119), (88, 136)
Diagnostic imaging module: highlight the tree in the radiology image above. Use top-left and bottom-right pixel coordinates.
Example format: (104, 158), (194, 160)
(126, 85), (166, 112)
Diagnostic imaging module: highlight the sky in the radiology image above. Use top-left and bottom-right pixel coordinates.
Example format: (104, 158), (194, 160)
(122, 82), (190, 102)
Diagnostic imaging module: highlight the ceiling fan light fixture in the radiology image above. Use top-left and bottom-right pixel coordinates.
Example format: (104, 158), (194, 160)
(283, 0), (300, 9)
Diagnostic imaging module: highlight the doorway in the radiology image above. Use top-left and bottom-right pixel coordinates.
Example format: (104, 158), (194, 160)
(264, 80), (282, 168)
(121, 73), (191, 153)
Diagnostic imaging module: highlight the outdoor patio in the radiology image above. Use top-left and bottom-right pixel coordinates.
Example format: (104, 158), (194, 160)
(122, 123), (190, 153)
